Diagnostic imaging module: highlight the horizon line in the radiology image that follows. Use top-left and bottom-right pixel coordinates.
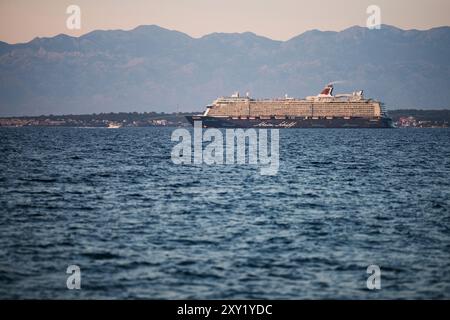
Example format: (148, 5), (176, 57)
(2, 108), (450, 119)
(2, 23), (450, 45)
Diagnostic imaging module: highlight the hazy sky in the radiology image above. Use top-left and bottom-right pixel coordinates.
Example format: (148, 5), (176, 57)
(1, 0), (449, 43)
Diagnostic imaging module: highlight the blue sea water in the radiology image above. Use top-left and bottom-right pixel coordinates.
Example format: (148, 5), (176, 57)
(0, 127), (449, 299)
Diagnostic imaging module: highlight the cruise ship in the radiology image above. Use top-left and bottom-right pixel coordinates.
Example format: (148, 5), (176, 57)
(186, 84), (393, 128)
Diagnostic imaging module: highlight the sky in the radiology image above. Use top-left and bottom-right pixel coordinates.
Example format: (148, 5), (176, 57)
(0, 0), (450, 44)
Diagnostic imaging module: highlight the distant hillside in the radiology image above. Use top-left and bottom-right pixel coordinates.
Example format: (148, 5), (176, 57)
(389, 109), (450, 122)
(0, 24), (449, 116)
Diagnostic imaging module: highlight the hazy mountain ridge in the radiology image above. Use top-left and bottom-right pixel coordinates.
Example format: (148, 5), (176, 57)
(1, 24), (449, 116)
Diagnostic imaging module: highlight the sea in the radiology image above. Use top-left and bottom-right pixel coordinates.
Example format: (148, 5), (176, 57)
(0, 127), (449, 299)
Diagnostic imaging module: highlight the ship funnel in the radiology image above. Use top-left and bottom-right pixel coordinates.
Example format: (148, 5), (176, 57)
(319, 84), (333, 96)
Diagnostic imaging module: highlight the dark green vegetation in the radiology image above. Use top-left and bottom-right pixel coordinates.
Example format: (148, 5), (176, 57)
(389, 109), (450, 122)
(0, 112), (196, 127)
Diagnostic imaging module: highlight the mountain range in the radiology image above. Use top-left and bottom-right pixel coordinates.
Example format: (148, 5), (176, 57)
(0, 24), (449, 116)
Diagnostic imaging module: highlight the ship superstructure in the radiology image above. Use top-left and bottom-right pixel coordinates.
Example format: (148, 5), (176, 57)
(187, 84), (393, 128)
